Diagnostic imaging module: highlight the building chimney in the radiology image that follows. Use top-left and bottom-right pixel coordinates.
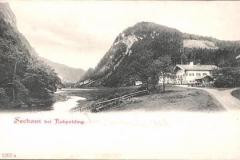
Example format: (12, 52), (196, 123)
(189, 62), (194, 65)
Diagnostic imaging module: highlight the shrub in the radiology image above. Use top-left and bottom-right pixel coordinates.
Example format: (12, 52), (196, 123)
(213, 67), (240, 88)
(0, 87), (9, 103)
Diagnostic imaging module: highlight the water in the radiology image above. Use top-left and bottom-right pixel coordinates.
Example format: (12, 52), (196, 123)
(52, 96), (86, 113)
(49, 88), (87, 113)
(0, 89), (240, 159)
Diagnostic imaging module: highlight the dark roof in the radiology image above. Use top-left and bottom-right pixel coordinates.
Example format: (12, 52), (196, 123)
(175, 64), (218, 71)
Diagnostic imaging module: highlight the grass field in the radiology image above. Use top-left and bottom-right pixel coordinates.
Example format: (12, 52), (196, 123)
(231, 89), (240, 100)
(73, 86), (224, 112)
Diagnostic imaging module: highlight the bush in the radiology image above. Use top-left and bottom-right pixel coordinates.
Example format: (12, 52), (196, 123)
(214, 76), (235, 88)
(13, 80), (29, 104)
(213, 67), (240, 88)
(0, 87), (9, 103)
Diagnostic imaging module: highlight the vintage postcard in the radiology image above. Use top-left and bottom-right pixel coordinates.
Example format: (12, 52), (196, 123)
(0, 0), (240, 159)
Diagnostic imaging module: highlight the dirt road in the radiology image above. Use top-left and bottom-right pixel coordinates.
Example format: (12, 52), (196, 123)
(191, 87), (240, 111)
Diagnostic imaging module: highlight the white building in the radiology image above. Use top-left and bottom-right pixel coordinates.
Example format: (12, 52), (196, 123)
(174, 62), (218, 84)
(135, 80), (143, 86)
(158, 74), (175, 84)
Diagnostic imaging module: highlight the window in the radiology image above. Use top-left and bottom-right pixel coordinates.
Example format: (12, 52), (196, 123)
(196, 73), (201, 76)
(203, 73), (207, 76)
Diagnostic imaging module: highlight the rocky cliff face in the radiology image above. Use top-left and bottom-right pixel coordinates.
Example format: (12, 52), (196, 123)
(0, 3), (16, 28)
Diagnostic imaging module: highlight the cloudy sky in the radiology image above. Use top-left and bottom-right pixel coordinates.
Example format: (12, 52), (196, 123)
(8, 1), (240, 70)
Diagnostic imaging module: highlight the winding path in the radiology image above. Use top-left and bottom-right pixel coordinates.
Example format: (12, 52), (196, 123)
(191, 87), (240, 111)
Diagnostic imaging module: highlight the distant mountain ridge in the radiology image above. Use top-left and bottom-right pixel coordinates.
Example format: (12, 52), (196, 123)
(41, 57), (85, 83)
(78, 22), (240, 87)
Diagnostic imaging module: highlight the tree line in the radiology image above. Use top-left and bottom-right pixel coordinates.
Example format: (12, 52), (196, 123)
(0, 19), (61, 109)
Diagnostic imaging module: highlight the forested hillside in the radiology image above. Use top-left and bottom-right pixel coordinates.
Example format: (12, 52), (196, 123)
(78, 22), (240, 88)
(78, 22), (183, 87)
(182, 33), (240, 67)
(0, 3), (61, 109)
(41, 57), (85, 83)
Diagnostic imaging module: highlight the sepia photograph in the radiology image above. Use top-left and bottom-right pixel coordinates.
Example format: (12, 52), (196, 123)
(0, 0), (240, 159)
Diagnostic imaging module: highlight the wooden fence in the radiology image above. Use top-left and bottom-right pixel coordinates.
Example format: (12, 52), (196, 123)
(92, 90), (149, 112)
(79, 89), (149, 112)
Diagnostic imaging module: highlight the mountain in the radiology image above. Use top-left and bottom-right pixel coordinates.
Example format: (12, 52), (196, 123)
(80, 22), (240, 87)
(0, 3), (16, 28)
(0, 3), (61, 109)
(78, 22), (183, 87)
(41, 57), (85, 83)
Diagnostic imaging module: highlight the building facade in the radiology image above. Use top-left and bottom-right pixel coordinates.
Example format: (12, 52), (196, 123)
(174, 62), (218, 84)
(158, 74), (175, 84)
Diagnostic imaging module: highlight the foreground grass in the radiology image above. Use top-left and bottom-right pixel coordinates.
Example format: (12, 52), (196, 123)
(231, 89), (240, 100)
(73, 86), (224, 112)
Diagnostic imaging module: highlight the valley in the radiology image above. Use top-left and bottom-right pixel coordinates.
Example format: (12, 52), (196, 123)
(1, 2), (240, 159)
(1, 2), (240, 113)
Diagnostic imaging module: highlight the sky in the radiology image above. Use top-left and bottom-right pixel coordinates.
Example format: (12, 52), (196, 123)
(7, 1), (240, 70)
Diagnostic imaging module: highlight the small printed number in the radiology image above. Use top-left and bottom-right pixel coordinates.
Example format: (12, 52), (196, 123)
(2, 153), (16, 158)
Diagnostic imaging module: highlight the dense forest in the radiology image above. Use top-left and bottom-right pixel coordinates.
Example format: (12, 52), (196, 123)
(182, 33), (240, 67)
(182, 34), (240, 87)
(0, 3), (61, 109)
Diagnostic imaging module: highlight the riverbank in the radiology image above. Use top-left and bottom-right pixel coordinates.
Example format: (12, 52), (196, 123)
(0, 97), (55, 112)
(62, 87), (140, 112)
(0, 86), (225, 112)
(61, 86), (140, 100)
(0, 91), (68, 112)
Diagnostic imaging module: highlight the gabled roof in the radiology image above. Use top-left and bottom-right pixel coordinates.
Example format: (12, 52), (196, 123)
(175, 64), (218, 71)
